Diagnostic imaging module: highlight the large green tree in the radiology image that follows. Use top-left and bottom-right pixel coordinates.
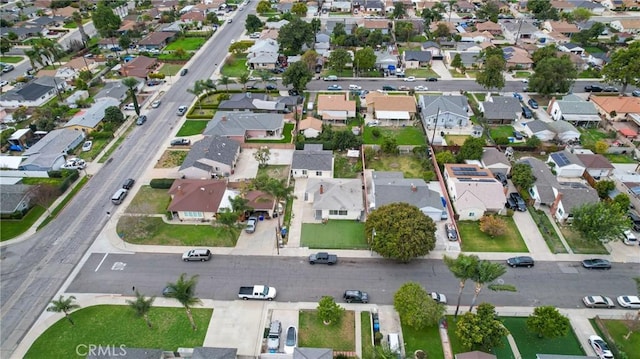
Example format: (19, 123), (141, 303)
(444, 254), (480, 317)
(594, 180), (615, 199)
(164, 273), (203, 330)
(333, 130), (362, 151)
(327, 48), (351, 74)
(527, 0), (560, 20)
(278, 17), (314, 54)
(476, 53), (505, 91)
(572, 202), (631, 243)
(245, 14), (264, 33)
(256, 0), (271, 14)
(526, 306), (570, 339)
(572, 8), (593, 22)
(456, 137), (485, 162)
(72, 11), (89, 46)
(282, 61), (313, 92)
(421, 8), (443, 37)
(317, 296), (345, 325)
(476, 1), (500, 23)
(354, 47), (376, 73)
(291, 2), (307, 17)
(365, 203), (437, 262)
(529, 55), (577, 96)
(392, 2), (406, 18)
(602, 42), (640, 95)
(456, 303), (509, 351)
(469, 260), (507, 312)
(104, 106), (125, 124)
(394, 21), (414, 42)
(394, 282), (445, 329)
(511, 162), (535, 190)
(92, 1), (121, 39)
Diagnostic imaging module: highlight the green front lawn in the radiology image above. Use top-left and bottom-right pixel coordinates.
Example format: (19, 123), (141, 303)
(366, 154), (427, 179)
(457, 218), (529, 252)
(584, 46), (604, 54)
(362, 126), (426, 145)
(176, 120), (209, 136)
(502, 317), (584, 358)
(474, 93), (486, 102)
(580, 128), (611, 149)
(0, 206), (46, 241)
(528, 208), (567, 254)
(158, 63), (184, 76)
(490, 125), (515, 139)
(601, 319), (640, 359)
(513, 71), (531, 78)
(298, 310), (355, 351)
(246, 123), (294, 143)
(0, 56), (24, 63)
(559, 227), (608, 254)
(221, 54), (248, 78)
(404, 68), (439, 78)
(77, 137), (110, 161)
(126, 186), (171, 214)
(20, 177), (64, 186)
(444, 135), (470, 145)
(301, 221), (367, 249)
(402, 319), (444, 359)
(361, 312), (373, 353)
(25, 305), (212, 358)
(116, 216), (239, 247)
(165, 37), (207, 51)
(38, 177), (89, 230)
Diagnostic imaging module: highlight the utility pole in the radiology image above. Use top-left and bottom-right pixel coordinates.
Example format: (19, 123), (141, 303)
(431, 107), (441, 145)
(275, 226), (280, 255)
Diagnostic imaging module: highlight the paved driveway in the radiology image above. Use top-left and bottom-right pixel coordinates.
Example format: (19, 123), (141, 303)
(230, 149), (294, 182)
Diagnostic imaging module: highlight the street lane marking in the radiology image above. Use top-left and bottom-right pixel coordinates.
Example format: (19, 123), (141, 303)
(95, 253), (108, 272)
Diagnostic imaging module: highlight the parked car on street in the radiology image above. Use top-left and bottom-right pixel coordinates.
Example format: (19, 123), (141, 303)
(176, 105), (187, 116)
(308, 252), (337, 265)
(122, 178), (135, 189)
(135, 115), (147, 125)
(382, 85), (396, 91)
(348, 84), (361, 90)
(182, 249), (212, 262)
(582, 295), (615, 308)
(632, 90), (640, 97)
(426, 77), (438, 82)
(430, 292), (447, 304)
(582, 258), (611, 269)
(343, 290), (369, 303)
(588, 335), (614, 359)
(617, 295), (640, 308)
(151, 100), (161, 108)
(603, 86), (618, 93)
(414, 85), (428, 91)
(403, 76), (416, 82)
(584, 85), (603, 92)
(266, 84), (277, 90)
(513, 92), (523, 101)
(327, 84), (342, 91)
(506, 256), (534, 268)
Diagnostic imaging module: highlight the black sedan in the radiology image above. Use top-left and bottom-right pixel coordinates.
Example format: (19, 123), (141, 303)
(506, 256), (535, 268)
(582, 258), (612, 269)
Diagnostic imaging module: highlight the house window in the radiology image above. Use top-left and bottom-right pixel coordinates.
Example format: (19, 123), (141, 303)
(316, 171), (322, 176)
(302, 170), (308, 175)
(469, 212), (475, 217)
(183, 211), (203, 218)
(557, 208), (564, 216)
(329, 210), (348, 216)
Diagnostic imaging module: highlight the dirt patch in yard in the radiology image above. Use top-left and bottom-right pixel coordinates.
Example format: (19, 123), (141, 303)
(155, 150), (188, 168)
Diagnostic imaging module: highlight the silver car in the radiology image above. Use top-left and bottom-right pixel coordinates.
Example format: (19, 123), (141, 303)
(582, 295), (614, 308)
(176, 105), (187, 116)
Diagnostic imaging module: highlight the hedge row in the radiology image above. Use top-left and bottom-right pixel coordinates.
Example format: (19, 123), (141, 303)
(59, 170), (80, 193)
(150, 178), (176, 189)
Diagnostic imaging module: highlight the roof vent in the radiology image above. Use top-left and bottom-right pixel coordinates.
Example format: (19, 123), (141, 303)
(200, 187), (205, 191)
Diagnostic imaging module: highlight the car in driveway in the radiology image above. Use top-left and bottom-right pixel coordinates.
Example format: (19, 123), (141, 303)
(284, 326), (297, 354)
(495, 173), (508, 186)
(528, 98), (539, 109)
(245, 216), (258, 233)
(176, 105), (187, 116)
(82, 141), (93, 152)
(633, 89), (640, 97)
(430, 292), (447, 304)
(509, 192), (526, 211)
(506, 256), (534, 268)
(588, 335), (614, 359)
(622, 230), (638, 245)
(445, 223), (458, 241)
(343, 290), (369, 303)
(582, 258), (611, 269)
(582, 295), (615, 308)
(327, 84), (342, 91)
(170, 138), (191, 146)
(628, 210), (640, 231)
(124, 103), (135, 111)
(617, 295), (640, 308)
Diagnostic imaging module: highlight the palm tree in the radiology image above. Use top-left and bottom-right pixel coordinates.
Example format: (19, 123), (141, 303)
(164, 273), (202, 330)
(187, 80), (207, 111)
(218, 75), (234, 94)
(264, 178), (295, 229)
(122, 77), (141, 115)
(447, 0), (457, 23)
(468, 260), (506, 312)
(72, 11), (89, 46)
(257, 70), (273, 93)
(24, 48), (44, 70)
(238, 72), (250, 91)
(126, 291), (155, 328)
(47, 295), (80, 325)
(444, 254), (479, 318)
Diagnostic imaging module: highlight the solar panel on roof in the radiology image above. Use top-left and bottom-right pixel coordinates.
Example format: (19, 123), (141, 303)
(552, 152), (571, 167)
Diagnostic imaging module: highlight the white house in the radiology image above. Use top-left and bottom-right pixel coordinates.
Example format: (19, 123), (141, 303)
(305, 178), (364, 220)
(443, 164), (506, 220)
(291, 144), (334, 178)
(547, 150), (585, 178)
(480, 147), (511, 175)
(522, 120), (555, 141)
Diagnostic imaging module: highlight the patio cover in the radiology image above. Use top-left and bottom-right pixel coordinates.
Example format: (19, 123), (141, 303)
(375, 111), (411, 120)
(619, 128), (637, 137)
(562, 114), (601, 122)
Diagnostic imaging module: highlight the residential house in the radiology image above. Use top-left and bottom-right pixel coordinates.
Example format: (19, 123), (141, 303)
(95, 80), (138, 102)
(97, 37), (120, 50)
(64, 98), (120, 133)
(418, 95), (470, 129)
(325, 19), (361, 33)
(551, 0), (577, 11)
(544, 21), (580, 37)
(479, 96), (522, 124)
(179, 136), (240, 179)
(363, 0), (385, 13)
(403, 51), (432, 68)
(459, 31), (494, 44)
(315, 33), (331, 57)
(476, 21), (503, 36)
(243, 190), (276, 218)
(247, 39), (280, 70)
(421, 41), (442, 57)
(519, 157), (598, 223)
(430, 21), (457, 36)
(443, 164), (506, 220)
(119, 55), (158, 78)
(19, 128), (85, 171)
(167, 179), (237, 221)
(370, 171), (446, 221)
(0, 25), (43, 41)
(547, 120), (580, 143)
(500, 20), (537, 43)
(138, 32), (176, 50)
(294, 348), (333, 359)
(180, 10), (206, 23)
(265, 19), (289, 30)
(481, 147), (512, 175)
(330, 1), (353, 12)
(217, 93), (286, 112)
(204, 111), (285, 143)
(299, 117), (324, 138)
(364, 19), (390, 34)
(548, 95), (601, 127)
(523, 120), (555, 141)
(576, 153), (614, 179)
(317, 93), (357, 123)
(558, 43), (585, 56)
(454, 0), (476, 13)
(548, 150), (586, 178)
(305, 178), (364, 220)
(0, 184), (31, 215)
(502, 46), (534, 69)
(365, 93), (417, 124)
(291, 144), (334, 178)
(66, 90), (89, 108)
(445, 51), (482, 69)
(610, 19), (640, 34)
(0, 77), (66, 108)
(590, 96), (640, 121)
(375, 51), (399, 70)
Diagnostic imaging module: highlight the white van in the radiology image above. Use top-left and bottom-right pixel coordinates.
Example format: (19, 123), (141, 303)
(387, 333), (400, 354)
(307, 102), (314, 112)
(111, 188), (128, 205)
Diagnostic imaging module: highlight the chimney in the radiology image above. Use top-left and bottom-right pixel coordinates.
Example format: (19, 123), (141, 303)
(411, 183), (417, 192)
(222, 116), (227, 122)
(319, 184), (324, 194)
(177, 185), (182, 194)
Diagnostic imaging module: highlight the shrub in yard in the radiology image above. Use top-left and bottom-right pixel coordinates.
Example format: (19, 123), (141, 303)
(371, 128), (381, 137)
(150, 178), (176, 189)
(91, 131), (114, 139)
(479, 215), (507, 237)
(316, 296), (344, 325)
(526, 306), (570, 339)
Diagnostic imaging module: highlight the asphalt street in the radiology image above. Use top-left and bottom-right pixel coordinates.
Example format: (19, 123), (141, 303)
(68, 253), (640, 309)
(0, 5), (256, 357)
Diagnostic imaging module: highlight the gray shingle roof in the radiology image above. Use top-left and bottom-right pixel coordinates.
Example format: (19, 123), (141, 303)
(180, 135), (240, 170)
(518, 157), (558, 204)
(481, 147), (510, 166)
(404, 50), (432, 62)
(65, 98), (120, 129)
(1, 83), (53, 102)
(558, 184), (599, 212)
(204, 111), (284, 137)
(294, 348), (334, 359)
(95, 80), (138, 101)
(420, 95), (469, 117)
(482, 96), (522, 120)
(217, 92), (269, 110)
(307, 178), (364, 211)
(555, 95), (598, 115)
(192, 347), (237, 359)
(0, 184), (30, 214)
(372, 172), (443, 211)
(526, 120), (551, 133)
(292, 146), (333, 171)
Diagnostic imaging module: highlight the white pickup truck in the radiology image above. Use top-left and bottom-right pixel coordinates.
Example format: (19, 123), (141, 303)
(238, 285), (277, 300)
